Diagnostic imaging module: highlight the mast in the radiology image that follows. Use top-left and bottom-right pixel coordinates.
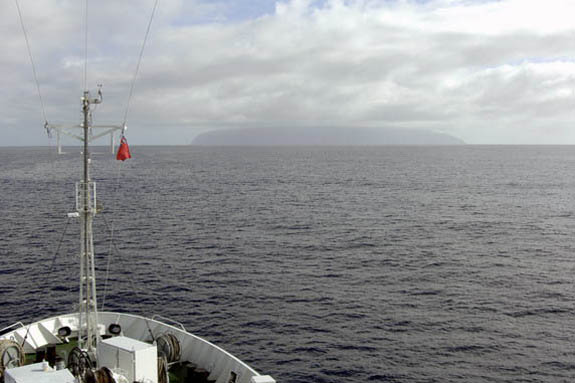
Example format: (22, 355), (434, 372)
(45, 88), (122, 354)
(78, 89), (102, 354)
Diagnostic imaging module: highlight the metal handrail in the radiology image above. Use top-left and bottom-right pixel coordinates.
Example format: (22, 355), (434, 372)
(151, 315), (186, 331)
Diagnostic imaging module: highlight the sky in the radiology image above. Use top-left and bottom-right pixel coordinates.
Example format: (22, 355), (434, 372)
(3, 0), (575, 145)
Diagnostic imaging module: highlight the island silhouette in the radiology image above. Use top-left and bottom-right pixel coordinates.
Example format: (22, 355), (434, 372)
(192, 126), (465, 146)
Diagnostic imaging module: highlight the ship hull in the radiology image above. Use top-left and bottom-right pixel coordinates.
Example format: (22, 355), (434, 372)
(0, 312), (269, 383)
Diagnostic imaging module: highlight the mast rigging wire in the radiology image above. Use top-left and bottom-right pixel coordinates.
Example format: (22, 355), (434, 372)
(49, 218), (72, 271)
(101, 149), (124, 310)
(14, 0), (48, 125)
(123, 0), (160, 127)
(101, 0), (163, 310)
(100, 214), (164, 312)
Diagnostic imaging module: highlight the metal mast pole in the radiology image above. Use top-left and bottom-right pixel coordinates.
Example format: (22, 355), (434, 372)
(78, 90), (101, 354)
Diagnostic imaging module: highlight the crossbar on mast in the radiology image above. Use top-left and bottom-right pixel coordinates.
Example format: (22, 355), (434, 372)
(46, 124), (124, 154)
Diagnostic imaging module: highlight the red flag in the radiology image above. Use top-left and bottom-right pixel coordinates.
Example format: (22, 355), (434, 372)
(116, 136), (132, 161)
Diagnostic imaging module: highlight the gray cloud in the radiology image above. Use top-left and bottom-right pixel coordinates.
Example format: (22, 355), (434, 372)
(3, 0), (575, 145)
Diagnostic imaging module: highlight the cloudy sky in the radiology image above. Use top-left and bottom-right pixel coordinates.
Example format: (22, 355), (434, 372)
(3, 0), (575, 145)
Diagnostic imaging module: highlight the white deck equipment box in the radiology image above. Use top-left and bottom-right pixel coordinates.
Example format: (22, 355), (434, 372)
(98, 336), (158, 383)
(5, 363), (75, 383)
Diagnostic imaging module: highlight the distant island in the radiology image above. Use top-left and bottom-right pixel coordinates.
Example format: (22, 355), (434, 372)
(192, 127), (465, 146)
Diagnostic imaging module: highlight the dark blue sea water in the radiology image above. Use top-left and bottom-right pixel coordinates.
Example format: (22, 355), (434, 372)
(2, 146), (575, 382)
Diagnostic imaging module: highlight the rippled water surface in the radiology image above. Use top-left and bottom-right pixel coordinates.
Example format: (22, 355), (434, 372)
(2, 146), (575, 382)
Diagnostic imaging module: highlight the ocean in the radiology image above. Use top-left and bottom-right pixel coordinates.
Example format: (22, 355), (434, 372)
(1, 145), (575, 382)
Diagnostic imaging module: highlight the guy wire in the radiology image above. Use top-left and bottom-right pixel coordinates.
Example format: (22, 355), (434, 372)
(14, 0), (48, 125)
(100, 214), (164, 313)
(100, 161), (123, 311)
(123, 0), (160, 126)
